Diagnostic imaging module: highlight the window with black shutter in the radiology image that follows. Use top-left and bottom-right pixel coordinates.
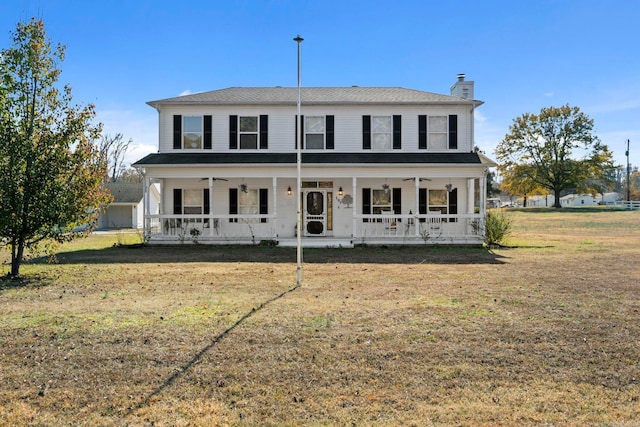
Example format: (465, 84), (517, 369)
(362, 188), (371, 222)
(259, 188), (268, 223)
(448, 115), (458, 149)
(418, 115), (427, 150)
(173, 188), (182, 214)
(203, 115), (212, 149)
(229, 188), (238, 222)
(173, 115), (182, 149)
(392, 115), (402, 149)
(448, 188), (458, 222)
(362, 116), (371, 150)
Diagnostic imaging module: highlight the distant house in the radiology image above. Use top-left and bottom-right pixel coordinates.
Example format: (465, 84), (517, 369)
(98, 182), (159, 229)
(133, 75), (496, 246)
(560, 192), (621, 207)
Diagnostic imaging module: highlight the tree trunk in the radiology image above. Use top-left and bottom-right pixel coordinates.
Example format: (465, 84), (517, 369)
(11, 238), (25, 277)
(553, 190), (562, 208)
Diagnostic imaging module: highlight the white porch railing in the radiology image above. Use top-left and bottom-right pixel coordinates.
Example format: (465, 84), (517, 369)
(146, 214), (277, 243)
(354, 213), (484, 244)
(144, 213), (485, 245)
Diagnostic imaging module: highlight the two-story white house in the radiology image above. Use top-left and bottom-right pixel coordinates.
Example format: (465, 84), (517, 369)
(133, 75), (495, 247)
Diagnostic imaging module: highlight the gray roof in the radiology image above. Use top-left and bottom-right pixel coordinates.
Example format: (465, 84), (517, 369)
(105, 182), (143, 204)
(133, 152), (483, 166)
(147, 87), (482, 108)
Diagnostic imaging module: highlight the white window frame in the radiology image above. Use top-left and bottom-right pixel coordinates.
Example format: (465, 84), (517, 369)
(428, 189), (448, 215)
(372, 116), (392, 151)
(428, 116), (448, 150)
(183, 116), (202, 149)
(239, 116), (259, 149)
(183, 189), (203, 215)
(371, 188), (392, 215)
(305, 116), (326, 150)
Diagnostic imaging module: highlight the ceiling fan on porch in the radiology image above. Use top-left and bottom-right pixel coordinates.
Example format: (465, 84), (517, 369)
(402, 177), (432, 181)
(200, 177), (229, 181)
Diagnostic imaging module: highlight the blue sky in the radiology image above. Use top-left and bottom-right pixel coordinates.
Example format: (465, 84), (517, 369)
(2, 0), (639, 169)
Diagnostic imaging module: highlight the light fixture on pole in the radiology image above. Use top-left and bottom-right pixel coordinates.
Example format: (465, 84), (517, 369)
(294, 34), (303, 286)
(626, 139), (631, 203)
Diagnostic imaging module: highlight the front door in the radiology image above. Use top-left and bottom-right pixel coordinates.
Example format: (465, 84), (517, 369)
(304, 190), (326, 236)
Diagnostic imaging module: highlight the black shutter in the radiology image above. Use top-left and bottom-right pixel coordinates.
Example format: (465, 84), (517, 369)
(362, 115), (371, 150)
(392, 188), (402, 218)
(418, 188), (427, 222)
(203, 189), (210, 214)
(294, 115), (298, 149)
(173, 189), (182, 214)
(260, 115), (268, 149)
(203, 115), (212, 149)
(448, 188), (458, 222)
(229, 188), (238, 222)
(393, 115), (402, 149)
(362, 188), (371, 222)
(326, 115), (334, 150)
(448, 114), (458, 149)
(418, 115), (427, 149)
(229, 115), (238, 149)
(294, 115), (305, 149)
(259, 188), (268, 223)
(173, 115), (182, 149)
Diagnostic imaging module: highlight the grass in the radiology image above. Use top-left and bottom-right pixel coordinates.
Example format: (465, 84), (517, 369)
(1, 210), (639, 426)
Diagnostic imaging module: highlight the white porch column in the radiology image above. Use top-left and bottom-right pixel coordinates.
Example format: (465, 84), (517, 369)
(158, 179), (164, 215)
(272, 176), (278, 238)
(467, 178), (475, 214)
(208, 177), (214, 236)
(352, 176), (357, 238)
(480, 169), (487, 214)
(415, 176), (420, 237)
(143, 175), (150, 237)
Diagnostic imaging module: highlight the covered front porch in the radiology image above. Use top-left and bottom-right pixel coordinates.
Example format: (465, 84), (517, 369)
(139, 164), (490, 247)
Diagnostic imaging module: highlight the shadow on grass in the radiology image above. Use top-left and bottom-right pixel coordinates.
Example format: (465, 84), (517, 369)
(127, 282), (301, 417)
(0, 273), (54, 290)
(33, 244), (507, 265)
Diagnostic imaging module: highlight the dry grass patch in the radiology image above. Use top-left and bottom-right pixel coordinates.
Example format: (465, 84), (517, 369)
(1, 209), (639, 426)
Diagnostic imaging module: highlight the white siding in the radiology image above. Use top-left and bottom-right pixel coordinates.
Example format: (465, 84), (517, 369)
(156, 104), (475, 154)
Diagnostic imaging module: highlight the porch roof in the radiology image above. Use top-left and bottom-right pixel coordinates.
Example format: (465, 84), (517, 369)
(133, 152), (484, 166)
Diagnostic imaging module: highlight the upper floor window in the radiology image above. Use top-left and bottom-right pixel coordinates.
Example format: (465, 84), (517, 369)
(372, 116), (392, 150)
(173, 115), (212, 150)
(183, 116), (202, 149)
(418, 115), (458, 150)
(239, 116), (258, 149)
(305, 116), (325, 149)
(230, 115), (268, 149)
(296, 115), (334, 149)
(363, 115), (401, 150)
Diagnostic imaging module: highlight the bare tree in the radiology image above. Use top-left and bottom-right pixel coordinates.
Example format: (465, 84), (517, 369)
(98, 133), (131, 182)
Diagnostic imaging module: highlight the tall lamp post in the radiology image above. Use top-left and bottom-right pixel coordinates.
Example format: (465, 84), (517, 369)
(626, 139), (631, 203)
(294, 35), (303, 286)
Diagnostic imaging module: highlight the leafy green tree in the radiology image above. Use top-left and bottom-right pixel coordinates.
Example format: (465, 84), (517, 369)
(495, 105), (614, 208)
(499, 163), (547, 206)
(0, 19), (111, 277)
